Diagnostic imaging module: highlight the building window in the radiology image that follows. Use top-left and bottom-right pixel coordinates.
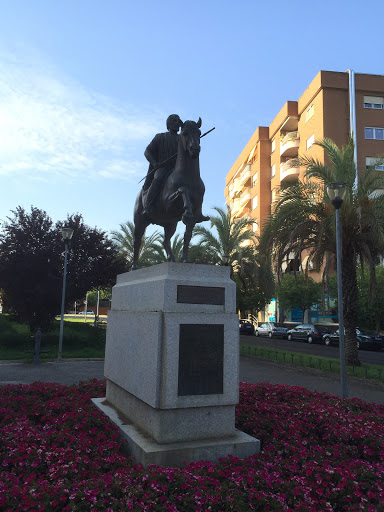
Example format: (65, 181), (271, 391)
(306, 134), (315, 150)
(252, 195), (258, 210)
(271, 139), (275, 153)
(365, 127), (384, 140)
(366, 157), (384, 171)
(305, 104), (314, 122)
(252, 172), (258, 187)
(271, 164), (275, 178)
(364, 96), (384, 109)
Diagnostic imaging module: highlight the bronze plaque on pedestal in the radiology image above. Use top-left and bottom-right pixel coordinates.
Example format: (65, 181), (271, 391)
(178, 324), (224, 396)
(177, 285), (225, 305)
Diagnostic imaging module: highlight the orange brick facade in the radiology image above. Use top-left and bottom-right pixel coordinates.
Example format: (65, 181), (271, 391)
(225, 70), (384, 238)
(225, 70), (384, 321)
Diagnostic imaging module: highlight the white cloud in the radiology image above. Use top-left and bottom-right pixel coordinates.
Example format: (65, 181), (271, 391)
(0, 48), (160, 181)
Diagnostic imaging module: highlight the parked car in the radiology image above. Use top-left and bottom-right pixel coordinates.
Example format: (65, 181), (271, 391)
(323, 328), (383, 351)
(255, 322), (288, 339)
(79, 310), (95, 316)
(239, 319), (255, 335)
(287, 324), (330, 344)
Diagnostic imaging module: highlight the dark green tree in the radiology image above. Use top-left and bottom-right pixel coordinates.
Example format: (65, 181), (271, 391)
(357, 266), (384, 332)
(276, 274), (321, 322)
(0, 206), (123, 332)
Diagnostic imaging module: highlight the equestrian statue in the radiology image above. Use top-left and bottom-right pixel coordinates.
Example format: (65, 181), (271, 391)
(132, 114), (210, 270)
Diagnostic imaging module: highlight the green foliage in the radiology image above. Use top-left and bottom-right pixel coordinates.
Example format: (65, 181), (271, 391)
(194, 206), (274, 314)
(86, 287), (112, 308)
(111, 221), (162, 269)
(0, 206), (123, 333)
(276, 274), (321, 322)
(357, 266), (384, 331)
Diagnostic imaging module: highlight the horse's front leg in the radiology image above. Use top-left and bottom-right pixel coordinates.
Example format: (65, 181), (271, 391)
(182, 222), (195, 263)
(175, 186), (194, 225)
(163, 223), (177, 262)
(132, 220), (147, 270)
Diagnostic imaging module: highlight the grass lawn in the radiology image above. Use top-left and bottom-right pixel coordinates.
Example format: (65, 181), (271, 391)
(240, 342), (384, 384)
(0, 314), (106, 360)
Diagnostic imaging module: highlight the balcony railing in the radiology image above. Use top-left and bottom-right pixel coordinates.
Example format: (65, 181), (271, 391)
(239, 164), (252, 185)
(280, 131), (300, 157)
(280, 159), (300, 183)
(240, 189), (251, 206)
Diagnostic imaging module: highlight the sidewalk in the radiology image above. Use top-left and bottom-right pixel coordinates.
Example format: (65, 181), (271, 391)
(0, 356), (383, 404)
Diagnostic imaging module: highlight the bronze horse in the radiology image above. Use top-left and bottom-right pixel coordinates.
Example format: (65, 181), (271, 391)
(132, 118), (209, 270)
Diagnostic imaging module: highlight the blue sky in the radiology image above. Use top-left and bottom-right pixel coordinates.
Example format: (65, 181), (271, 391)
(1, 0), (383, 236)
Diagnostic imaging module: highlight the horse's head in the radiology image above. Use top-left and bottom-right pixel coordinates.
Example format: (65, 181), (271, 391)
(179, 118), (202, 159)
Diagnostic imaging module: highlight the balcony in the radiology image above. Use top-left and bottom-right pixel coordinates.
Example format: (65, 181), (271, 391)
(239, 164), (252, 185)
(280, 131), (300, 157)
(280, 159), (300, 183)
(240, 188), (251, 206)
(231, 198), (241, 214)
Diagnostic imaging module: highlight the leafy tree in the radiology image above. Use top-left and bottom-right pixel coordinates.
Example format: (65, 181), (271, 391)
(57, 214), (125, 306)
(276, 274), (321, 322)
(86, 287), (112, 309)
(111, 221), (161, 269)
(357, 266), (384, 332)
(0, 206), (123, 332)
(261, 138), (384, 366)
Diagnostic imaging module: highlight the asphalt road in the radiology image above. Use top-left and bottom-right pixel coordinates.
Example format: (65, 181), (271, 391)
(240, 334), (384, 366)
(1, 357), (384, 404)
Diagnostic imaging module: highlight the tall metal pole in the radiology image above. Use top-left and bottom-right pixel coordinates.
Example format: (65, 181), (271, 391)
(348, 69), (358, 188)
(58, 240), (69, 360)
(335, 208), (348, 398)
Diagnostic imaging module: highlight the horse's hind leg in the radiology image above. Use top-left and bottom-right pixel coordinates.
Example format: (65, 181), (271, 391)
(132, 219), (148, 270)
(182, 222), (195, 263)
(163, 223), (177, 262)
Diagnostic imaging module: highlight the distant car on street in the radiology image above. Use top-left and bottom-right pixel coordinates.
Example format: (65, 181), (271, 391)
(287, 324), (330, 344)
(323, 328), (383, 351)
(239, 319), (255, 336)
(79, 310), (95, 316)
(255, 322), (288, 339)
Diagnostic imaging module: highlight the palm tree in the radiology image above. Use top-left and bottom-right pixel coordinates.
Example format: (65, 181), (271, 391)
(193, 206), (257, 272)
(150, 234), (185, 264)
(261, 137), (384, 366)
(111, 221), (162, 270)
(194, 206), (274, 315)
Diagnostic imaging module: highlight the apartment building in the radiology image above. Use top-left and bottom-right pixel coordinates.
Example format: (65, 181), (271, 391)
(225, 70), (384, 238)
(225, 70), (384, 321)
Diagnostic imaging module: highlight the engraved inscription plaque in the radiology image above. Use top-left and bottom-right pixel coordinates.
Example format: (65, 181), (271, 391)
(177, 285), (225, 305)
(178, 324), (224, 396)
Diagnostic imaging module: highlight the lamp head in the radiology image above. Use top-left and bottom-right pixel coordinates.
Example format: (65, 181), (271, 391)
(62, 228), (74, 241)
(326, 182), (348, 210)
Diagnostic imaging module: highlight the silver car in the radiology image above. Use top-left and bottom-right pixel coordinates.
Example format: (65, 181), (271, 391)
(255, 322), (288, 339)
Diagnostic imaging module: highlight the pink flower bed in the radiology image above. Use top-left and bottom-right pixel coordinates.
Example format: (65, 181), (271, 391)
(0, 380), (383, 511)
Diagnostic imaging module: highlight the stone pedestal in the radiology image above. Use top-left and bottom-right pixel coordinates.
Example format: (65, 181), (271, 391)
(92, 263), (259, 466)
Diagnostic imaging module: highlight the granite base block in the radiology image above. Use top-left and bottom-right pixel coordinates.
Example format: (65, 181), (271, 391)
(92, 398), (260, 467)
(106, 379), (235, 443)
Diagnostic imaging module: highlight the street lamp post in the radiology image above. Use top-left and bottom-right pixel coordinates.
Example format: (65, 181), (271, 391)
(58, 227), (74, 360)
(326, 182), (348, 399)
